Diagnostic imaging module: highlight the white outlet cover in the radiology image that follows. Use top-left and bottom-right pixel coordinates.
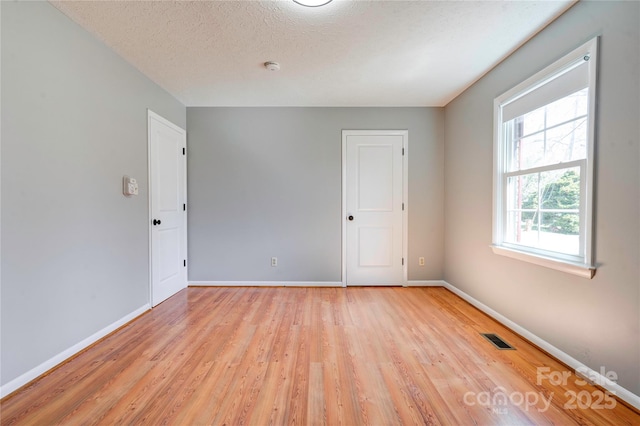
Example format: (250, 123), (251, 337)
(123, 175), (139, 197)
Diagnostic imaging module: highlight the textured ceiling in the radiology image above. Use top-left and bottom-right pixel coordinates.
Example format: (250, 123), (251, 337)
(50, 0), (575, 107)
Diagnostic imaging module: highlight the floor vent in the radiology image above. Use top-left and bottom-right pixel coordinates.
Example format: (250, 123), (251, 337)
(481, 333), (515, 350)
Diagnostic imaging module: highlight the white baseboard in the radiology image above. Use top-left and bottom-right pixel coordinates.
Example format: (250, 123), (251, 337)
(406, 280), (447, 287)
(283, 281), (343, 287)
(0, 304), (150, 398)
(442, 281), (640, 411)
(189, 281), (343, 288)
(190, 281), (445, 288)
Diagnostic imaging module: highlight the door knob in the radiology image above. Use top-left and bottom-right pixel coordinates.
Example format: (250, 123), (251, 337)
(153, 219), (162, 226)
(347, 215), (354, 221)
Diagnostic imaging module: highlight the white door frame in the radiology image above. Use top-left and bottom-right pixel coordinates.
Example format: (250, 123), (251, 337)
(147, 109), (188, 306)
(341, 130), (408, 287)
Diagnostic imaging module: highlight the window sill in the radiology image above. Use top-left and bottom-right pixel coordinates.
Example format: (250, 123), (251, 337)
(491, 245), (596, 279)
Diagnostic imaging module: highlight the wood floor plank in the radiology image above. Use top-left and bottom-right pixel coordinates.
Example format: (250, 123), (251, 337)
(1, 286), (639, 425)
(307, 362), (326, 426)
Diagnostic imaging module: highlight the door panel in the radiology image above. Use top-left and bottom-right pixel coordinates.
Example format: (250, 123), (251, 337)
(344, 132), (405, 286)
(359, 227), (393, 266)
(358, 145), (394, 211)
(158, 136), (179, 212)
(159, 228), (180, 281)
(149, 111), (187, 306)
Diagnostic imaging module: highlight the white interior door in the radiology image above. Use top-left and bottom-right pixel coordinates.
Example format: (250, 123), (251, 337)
(343, 130), (406, 286)
(148, 110), (187, 306)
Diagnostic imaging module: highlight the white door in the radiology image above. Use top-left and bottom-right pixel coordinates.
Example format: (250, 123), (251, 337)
(148, 110), (187, 306)
(343, 130), (407, 286)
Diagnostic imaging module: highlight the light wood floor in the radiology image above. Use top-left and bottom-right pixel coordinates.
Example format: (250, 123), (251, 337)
(1, 287), (638, 425)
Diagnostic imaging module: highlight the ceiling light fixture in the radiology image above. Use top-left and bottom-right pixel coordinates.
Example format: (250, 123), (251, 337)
(293, 0), (333, 7)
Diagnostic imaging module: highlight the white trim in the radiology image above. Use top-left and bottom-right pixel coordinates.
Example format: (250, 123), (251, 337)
(341, 130), (409, 287)
(188, 281), (343, 287)
(406, 280), (447, 287)
(503, 159), (584, 178)
(147, 111), (154, 306)
(148, 109), (186, 134)
(442, 280), (640, 410)
(402, 136), (409, 287)
(0, 304), (150, 398)
(0, 4), (3, 395)
(341, 136), (347, 287)
(491, 245), (595, 279)
(583, 37), (598, 267)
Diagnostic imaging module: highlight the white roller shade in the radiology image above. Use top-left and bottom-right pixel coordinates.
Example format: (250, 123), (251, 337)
(502, 59), (589, 123)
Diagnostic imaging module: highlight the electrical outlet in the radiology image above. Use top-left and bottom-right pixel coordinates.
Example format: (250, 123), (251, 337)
(271, 257), (278, 267)
(419, 257), (425, 266)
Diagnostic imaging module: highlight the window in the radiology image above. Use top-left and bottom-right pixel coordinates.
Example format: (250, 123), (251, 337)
(492, 38), (598, 278)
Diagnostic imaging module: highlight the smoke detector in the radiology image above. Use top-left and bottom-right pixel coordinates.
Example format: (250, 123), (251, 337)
(264, 61), (280, 71)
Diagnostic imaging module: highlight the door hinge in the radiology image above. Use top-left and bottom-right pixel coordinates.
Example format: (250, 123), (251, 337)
(183, 203), (186, 211)
(402, 147), (405, 156)
(402, 258), (404, 266)
(184, 259), (186, 267)
(402, 203), (405, 211)
(182, 147), (186, 155)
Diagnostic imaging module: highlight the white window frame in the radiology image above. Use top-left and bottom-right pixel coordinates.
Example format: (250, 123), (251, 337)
(492, 37), (598, 279)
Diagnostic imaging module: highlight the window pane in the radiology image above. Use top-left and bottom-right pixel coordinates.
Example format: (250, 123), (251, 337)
(505, 167), (581, 255)
(540, 212), (580, 254)
(505, 211), (521, 245)
(517, 133), (545, 170)
(546, 88), (588, 128)
(507, 174), (538, 211)
(539, 167), (580, 211)
(505, 210), (538, 246)
(506, 211), (579, 255)
(522, 107), (545, 136)
(545, 119), (587, 164)
(505, 173), (539, 246)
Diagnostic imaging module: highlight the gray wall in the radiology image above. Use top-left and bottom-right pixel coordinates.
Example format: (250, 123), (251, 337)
(1, 1), (185, 386)
(444, 1), (639, 394)
(187, 107), (444, 282)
